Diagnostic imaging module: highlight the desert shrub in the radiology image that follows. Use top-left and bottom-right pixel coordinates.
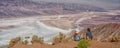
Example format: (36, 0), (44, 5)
(22, 40), (28, 45)
(25, 36), (30, 39)
(59, 32), (66, 42)
(108, 37), (119, 42)
(32, 35), (44, 44)
(78, 39), (90, 48)
(8, 37), (21, 48)
(52, 32), (67, 45)
(118, 36), (120, 41)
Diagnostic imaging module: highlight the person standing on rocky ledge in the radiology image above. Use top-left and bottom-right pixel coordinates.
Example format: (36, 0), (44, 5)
(86, 28), (93, 40)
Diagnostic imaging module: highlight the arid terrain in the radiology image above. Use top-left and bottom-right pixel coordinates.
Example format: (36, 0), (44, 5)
(0, 11), (120, 48)
(0, 0), (120, 48)
(10, 23), (120, 48)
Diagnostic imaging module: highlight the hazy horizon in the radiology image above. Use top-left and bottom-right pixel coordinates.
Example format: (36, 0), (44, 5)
(31, 0), (120, 9)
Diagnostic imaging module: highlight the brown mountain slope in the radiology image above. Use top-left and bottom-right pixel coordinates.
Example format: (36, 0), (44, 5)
(81, 23), (120, 42)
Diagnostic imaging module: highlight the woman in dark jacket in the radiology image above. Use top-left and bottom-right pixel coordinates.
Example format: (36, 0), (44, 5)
(86, 28), (93, 40)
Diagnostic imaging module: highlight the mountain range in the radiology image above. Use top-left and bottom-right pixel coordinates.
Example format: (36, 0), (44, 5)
(0, 0), (106, 18)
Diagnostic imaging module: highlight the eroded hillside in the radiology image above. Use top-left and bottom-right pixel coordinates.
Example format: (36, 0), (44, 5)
(81, 23), (120, 42)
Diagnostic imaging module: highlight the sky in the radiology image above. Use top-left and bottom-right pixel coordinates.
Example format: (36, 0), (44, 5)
(31, 0), (120, 9)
